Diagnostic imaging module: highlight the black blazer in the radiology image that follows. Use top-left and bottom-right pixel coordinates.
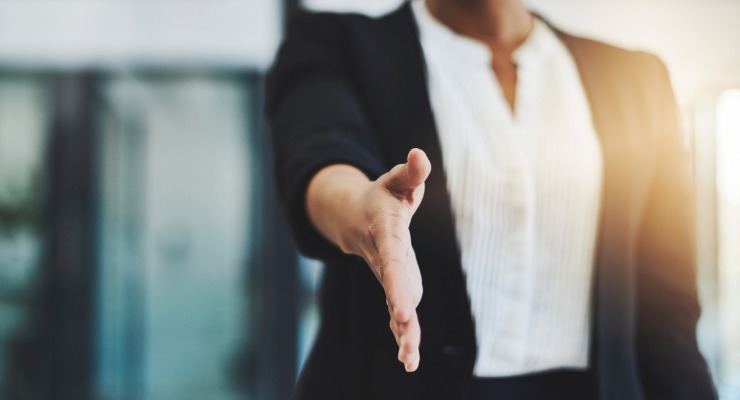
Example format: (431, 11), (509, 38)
(266, 3), (716, 399)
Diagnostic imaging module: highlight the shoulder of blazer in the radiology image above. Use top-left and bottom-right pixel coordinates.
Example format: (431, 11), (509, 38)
(266, 5), (413, 114)
(282, 5), (409, 48)
(284, 10), (367, 42)
(550, 25), (668, 88)
(544, 23), (673, 140)
(281, 3), (420, 53)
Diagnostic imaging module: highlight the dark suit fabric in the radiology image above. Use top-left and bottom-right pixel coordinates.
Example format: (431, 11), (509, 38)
(265, 3), (716, 399)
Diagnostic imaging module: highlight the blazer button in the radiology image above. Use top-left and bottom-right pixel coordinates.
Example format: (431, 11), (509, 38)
(443, 345), (465, 356)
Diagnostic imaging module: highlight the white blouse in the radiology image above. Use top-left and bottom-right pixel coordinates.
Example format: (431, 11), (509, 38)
(412, 0), (603, 376)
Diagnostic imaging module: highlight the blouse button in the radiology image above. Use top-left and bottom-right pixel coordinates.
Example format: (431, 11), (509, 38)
(443, 345), (465, 356)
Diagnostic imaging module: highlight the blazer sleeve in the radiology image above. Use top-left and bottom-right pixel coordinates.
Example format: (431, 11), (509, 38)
(635, 55), (717, 399)
(265, 12), (387, 260)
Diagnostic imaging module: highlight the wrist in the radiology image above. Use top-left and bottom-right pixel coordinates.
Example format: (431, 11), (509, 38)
(335, 177), (373, 256)
(306, 164), (373, 255)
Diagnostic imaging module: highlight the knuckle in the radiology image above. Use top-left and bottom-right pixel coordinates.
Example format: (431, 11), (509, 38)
(337, 240), (354, 255)
(394, 306), (411, 322)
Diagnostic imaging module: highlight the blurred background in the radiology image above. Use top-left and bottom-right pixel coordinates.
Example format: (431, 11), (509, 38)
(0, 0), (738, 399)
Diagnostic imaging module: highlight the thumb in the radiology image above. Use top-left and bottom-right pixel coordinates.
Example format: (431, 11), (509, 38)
(382, 148), (432, 195)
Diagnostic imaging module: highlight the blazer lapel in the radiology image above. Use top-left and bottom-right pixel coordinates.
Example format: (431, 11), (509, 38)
(554, 29), (653, 399)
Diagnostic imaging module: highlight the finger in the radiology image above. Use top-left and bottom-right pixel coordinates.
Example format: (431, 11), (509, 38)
(397, 311), (421, 371)
(374, 227), (415, 324)
(405, 148), (432, 187)
(407, 247), (423, 306)
(408, 354), (420, 372)
(403, 350), (420, 373)
(389, 316), (400, 346)
(397, 311), (420, 359)
(383, 260), (415, 324)
(382, 148), (431, 196)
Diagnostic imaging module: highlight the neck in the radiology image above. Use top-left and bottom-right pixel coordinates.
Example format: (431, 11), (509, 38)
(425, 0), (533, 51)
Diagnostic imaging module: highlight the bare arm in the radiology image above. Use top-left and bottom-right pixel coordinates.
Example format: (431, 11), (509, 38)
(306, 148), (431, 372)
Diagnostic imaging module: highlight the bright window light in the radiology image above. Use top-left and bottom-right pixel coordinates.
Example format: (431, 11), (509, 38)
(716, 89), (740, 389)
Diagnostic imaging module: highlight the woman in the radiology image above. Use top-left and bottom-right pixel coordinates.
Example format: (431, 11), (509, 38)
(266, 0), (716, 398)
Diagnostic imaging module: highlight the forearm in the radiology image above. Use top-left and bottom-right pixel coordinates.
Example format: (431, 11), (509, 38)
(306, 164), (371, 255)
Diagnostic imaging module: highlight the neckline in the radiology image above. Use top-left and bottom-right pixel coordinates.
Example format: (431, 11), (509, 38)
(411, 0), (556, 66)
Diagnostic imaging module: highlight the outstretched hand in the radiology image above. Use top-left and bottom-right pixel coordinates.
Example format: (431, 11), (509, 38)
(357, 149), (430, 372)
(306, 148), (431, 372)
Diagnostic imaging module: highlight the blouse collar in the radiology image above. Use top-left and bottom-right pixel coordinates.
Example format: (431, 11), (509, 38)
(411, 0), (559, 67)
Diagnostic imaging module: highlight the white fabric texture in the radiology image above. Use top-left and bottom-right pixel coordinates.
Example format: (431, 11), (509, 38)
(411, 0), (604, 377)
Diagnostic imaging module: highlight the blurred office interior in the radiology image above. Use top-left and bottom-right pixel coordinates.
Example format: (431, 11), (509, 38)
(0, 0), (738, 399)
